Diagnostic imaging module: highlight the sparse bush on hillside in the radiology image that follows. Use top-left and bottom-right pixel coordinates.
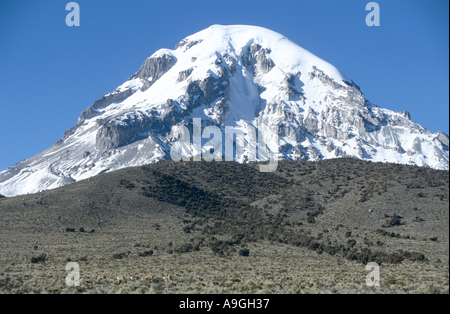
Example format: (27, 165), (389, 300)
(138, 250), (153, 257)
(31, 253), (47, 264)
(347, 239), (357, 248)
(383, 214), (404, 228)
(112, 252), (129, 260)
(119, 179), (135, 189)
(175, 243), (193, 253)
(239, 248), (250, 257)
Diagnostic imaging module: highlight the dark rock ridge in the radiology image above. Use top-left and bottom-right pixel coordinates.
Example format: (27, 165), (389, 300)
(437, 131), (449, 148)
(129, 52), (176, 91)
(283, 72), (304, 101)
(95, 99), (185, 150)
(242, 42), (275, 74)
(96, 111), (155, 149)
(175, 39), (204, 51)
(177, 67), (194, 82)
(184, 55), (231, 110)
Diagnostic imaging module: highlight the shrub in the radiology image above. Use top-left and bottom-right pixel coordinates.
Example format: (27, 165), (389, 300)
(120, 179), (135, 190)
(308, 242), (320, 251)
(385, 214), (403, 227)
(239, 249), (250, 257)
(403, 252), (426, 262)
(347, 239), (357, 248)
(324, 246), (340, 256)
(138, 250), (154, 257)
(112, 252), (127, 259)
(175, 244), (193, 253)
(31, 253), (47, 264)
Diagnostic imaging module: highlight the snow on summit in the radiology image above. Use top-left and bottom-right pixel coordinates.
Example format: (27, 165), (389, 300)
(0, 25), (448, 197)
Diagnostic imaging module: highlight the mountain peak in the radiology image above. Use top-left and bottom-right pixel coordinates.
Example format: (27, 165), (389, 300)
(0, 25), (448, 197)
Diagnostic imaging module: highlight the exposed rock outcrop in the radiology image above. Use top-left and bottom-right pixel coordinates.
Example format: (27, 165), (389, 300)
(437, 131), (449, 148)
(242, 42), (275, 74)
(96, 111), (154, 149)
(177, 67), (194, 82)
(130, 52), (176, 82)
(184, 62), (230, 109)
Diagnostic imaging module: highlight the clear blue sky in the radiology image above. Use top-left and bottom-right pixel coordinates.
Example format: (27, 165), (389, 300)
(0, 0), (448, 170)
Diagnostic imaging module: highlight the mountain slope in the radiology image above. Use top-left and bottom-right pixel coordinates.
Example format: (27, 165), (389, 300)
(1, 25), (448, 197)
(0, 159), (448, 293)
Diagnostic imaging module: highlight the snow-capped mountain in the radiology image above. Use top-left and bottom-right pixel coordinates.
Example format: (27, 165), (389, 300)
(1, 25), (448, 197)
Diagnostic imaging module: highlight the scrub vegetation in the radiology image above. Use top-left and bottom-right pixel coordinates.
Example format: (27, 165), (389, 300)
(0, 158), (448, 294)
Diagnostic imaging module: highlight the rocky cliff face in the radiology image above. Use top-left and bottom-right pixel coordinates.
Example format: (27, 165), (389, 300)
(0, 25), (448, 197)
